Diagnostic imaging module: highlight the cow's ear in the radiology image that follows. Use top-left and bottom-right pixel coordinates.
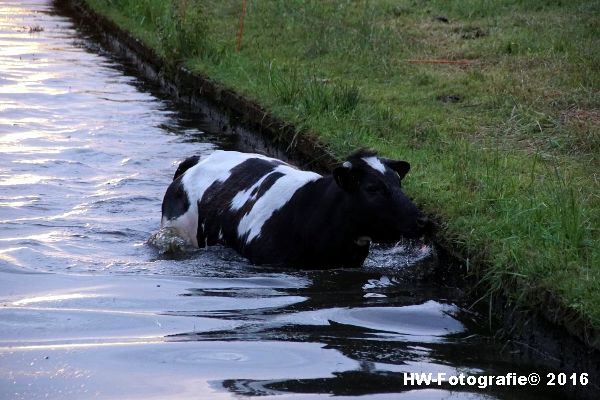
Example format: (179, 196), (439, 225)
(383, 159), (410, 180)
(333, 163), (359, 192)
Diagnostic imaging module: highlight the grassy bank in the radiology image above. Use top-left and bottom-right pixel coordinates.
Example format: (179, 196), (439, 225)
(85, 0), (599, 338)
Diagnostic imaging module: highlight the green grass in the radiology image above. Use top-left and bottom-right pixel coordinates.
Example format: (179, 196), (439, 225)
(85, 0), (600, 337)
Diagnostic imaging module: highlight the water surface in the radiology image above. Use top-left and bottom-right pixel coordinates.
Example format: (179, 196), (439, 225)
(0, 1), (560, 399)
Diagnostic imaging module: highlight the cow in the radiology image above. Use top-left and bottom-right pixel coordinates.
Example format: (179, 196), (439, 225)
(160, 149), (429, 268)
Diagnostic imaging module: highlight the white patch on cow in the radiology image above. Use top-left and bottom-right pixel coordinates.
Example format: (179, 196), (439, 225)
(343, 161), (352, 169)
(218, 228), (223, 240)
(363, 156), (386, 174)
(237, 164), (321, 243)
(230, 172), (273, 211)
(182, 150), (273, 206)
(162, 150), (277, 247)
(162, 209), (199, 247)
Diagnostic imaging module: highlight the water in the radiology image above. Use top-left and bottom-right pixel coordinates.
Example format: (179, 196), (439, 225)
(0, 2), (560, 399)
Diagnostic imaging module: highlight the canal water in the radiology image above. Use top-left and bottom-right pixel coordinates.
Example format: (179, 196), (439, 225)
(0, 1), (562, 399)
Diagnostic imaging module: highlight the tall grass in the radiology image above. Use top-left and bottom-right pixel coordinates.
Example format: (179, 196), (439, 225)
(100, 0), (209, 60)
(267, 62), (361, 115)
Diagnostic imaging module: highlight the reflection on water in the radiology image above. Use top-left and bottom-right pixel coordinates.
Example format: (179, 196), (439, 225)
(0, 1), (562, 399)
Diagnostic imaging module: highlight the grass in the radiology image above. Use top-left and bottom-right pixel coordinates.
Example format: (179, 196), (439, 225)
(84, 0), (600, 337)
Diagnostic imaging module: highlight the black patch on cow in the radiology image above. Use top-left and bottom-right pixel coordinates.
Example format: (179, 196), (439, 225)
(231, 171), (285, 245)
(242, 178), (372, 268)
(196, 202), (206, 248)
(173, 155), (200, 180)
(228, 158), (284, 186)
(161, 176), (190, 221)
(246, 171), (284, 207)
(195, 158), (285, 248)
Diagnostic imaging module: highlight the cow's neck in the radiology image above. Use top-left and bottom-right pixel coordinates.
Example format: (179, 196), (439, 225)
(295, 176), (366, 248)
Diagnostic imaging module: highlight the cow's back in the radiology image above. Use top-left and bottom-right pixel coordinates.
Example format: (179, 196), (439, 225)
(161, 151), (321, 255)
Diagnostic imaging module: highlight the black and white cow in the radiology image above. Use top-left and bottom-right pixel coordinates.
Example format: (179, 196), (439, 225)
(161, 149), (429, 268)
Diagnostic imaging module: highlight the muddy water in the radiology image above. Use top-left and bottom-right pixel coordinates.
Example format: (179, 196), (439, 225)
(0, 1), (561, 399)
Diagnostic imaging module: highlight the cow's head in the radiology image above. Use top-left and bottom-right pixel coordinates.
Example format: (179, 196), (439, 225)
(333, 150), (429, 243)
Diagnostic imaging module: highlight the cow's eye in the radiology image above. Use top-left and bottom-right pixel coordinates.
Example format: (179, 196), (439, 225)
(365, 184), (386, 194)
(365, 184), (379, 193)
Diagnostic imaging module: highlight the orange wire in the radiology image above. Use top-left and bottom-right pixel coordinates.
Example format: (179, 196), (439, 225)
(236, 0), (247, 52)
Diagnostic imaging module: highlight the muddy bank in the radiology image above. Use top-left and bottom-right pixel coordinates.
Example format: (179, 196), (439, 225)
(56, 0), (600, 398)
